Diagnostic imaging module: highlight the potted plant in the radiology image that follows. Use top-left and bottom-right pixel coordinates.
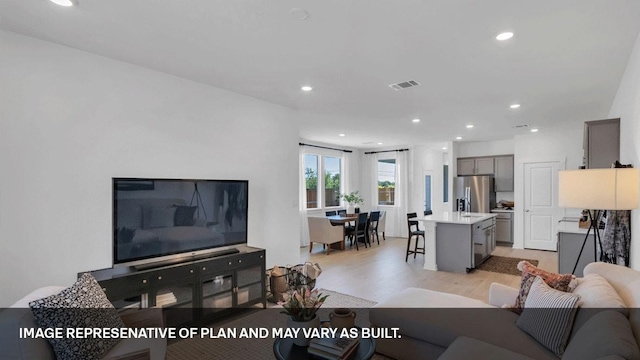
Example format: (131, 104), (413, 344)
(279, 287), (328, 346)
(340, 191), (364, 214)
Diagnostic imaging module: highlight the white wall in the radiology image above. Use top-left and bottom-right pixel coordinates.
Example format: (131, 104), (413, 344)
(608, 32), (640, 270)
(512, 130), (584, 249)
(456, 139), (515, 158)
(410, 146), (447, 216)
(0, 31), (301, 306)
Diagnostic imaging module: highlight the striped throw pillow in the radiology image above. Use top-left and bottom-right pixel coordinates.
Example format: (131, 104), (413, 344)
(516, 276), (581, 356)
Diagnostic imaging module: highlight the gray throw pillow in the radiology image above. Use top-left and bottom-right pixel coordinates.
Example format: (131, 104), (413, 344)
(516, 276), (580, 356)
(29, 273), (125, 360)
(563, 310), (640, 360)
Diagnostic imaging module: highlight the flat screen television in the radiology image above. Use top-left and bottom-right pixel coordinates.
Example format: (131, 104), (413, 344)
(113, 178), (248, 268)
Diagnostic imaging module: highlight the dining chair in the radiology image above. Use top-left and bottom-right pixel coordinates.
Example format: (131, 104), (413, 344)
(347, 212), (369, 251)
(377, 210), (387, 240)
(326, 211), (337, 216)
(369, 211), (381, 245)
(337, 209), (347, 216)
(406, 212), (425, 261)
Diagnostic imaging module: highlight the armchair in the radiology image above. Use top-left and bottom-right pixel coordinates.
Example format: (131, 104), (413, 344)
(308, 217), (345, 254)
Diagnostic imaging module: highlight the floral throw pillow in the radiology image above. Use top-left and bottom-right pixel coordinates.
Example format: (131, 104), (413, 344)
(511, 261), (577, 314)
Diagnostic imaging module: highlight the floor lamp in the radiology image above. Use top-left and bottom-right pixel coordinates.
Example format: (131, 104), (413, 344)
(558, 168), (639, 274)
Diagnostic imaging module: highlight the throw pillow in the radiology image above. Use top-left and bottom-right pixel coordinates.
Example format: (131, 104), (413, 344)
(29, 273), (125, 360)
(562, 310), (640, 360)
(516, 276), (581, 357)
(511, 260), (577, 314)
(174, 205), (197, 226)
(569, 273), (629, 338)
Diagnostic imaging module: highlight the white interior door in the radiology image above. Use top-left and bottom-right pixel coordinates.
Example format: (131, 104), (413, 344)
(524, 161), (563, 250)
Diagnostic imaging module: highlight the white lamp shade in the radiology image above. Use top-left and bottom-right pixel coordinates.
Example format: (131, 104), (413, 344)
(558, 168), (639, 210)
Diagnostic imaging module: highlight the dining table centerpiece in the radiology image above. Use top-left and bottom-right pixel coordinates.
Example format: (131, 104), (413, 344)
(340, 191), (364, 214)
(279, 287), (328, 346)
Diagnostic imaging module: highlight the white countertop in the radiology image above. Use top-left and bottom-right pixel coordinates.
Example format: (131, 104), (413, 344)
(491, 208), (515, 213)
(557, 219), (596, 235)
(412, 212), (497, 225)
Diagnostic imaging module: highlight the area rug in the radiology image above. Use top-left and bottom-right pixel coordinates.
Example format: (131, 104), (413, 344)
(476, 256), (539, 276)
(166, 289), (383, 360)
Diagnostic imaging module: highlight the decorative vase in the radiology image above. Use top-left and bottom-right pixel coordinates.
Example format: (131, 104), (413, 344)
(286, 315), (320, 346)
(329, 308), (356, 329)
(347, 205), (354, 215)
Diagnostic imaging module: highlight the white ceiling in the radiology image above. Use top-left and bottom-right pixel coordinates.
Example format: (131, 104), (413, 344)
(2, 0), (640, 149)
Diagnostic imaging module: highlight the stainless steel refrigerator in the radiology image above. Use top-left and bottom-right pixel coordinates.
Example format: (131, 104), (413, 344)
(454, 176), (496, 213)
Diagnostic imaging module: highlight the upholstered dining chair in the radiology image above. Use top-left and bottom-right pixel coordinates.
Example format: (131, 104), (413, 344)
(369, 211), (381, 245)
(406, 212), (426, 261)
(377, 210), (387, 240)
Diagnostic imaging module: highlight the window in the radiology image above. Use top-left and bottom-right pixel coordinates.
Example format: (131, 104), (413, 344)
(324, 156), (341, 207)
(425, 174), (432, 213)
(304, 154), (319, 209)
(377, 159), (396, 205)
(443, 164), (449, 203)
(302, 153), (343, 209)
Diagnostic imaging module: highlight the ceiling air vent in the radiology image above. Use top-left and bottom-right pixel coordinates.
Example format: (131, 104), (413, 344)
(388, 80), (421, 91)
(513, 124), (529, 129)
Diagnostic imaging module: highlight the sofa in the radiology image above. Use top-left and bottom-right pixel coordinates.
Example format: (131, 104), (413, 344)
(370, 262), (640, 360)
(0, 286), (167, 360)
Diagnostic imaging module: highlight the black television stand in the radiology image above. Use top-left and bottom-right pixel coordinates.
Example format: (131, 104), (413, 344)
(85, 246), (266, 326)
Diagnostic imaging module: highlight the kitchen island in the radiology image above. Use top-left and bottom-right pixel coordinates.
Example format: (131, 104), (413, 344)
(412, 212), (497, 273)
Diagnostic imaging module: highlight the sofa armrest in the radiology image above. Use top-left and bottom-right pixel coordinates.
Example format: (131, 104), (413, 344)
(489, 283), (518, 308)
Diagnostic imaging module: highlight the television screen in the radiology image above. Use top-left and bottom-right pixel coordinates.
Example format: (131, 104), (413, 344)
(113, 178), (248, 266)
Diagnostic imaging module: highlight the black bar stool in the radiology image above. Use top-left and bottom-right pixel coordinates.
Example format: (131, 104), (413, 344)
(406, 212), (425, 261)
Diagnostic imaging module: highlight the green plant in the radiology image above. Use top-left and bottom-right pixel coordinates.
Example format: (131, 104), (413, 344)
(340, 191), (364, 206)
(279, 288), (329, 322)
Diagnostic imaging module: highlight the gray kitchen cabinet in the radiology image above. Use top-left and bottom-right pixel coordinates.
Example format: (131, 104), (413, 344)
(494, 155), (514, 191)
(457, 158), (476, 175)
(457, 157), (494, 175)
(558, 231), (596, 277)
(474, 157), (495, 175)
(494, 212), (513, 244)
(583, 118), (620, 169)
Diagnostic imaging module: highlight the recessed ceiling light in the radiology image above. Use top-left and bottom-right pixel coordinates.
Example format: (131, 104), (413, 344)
(50, 0), (76, 6)
(442, 147), (448, 150)
(377, 142), (383, 145)
(531, 128), (539, 133)
(466, 124), (474, 129)
(510, 104), (521, 109)
(339, 133), (346, 137)
(412, 118), (421, 123)
(455, 136), (462, 140)
(496, 32), (514, 41)
(301, 86), (313, 92)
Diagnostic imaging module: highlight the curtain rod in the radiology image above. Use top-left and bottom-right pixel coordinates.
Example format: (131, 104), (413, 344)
(364, 148), (410, 155)
(299, 142), (353, 153)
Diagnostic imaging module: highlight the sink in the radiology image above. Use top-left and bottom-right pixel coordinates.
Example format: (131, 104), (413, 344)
(460, 214), (484, 218)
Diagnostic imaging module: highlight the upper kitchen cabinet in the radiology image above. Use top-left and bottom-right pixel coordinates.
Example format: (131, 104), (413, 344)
(457, 157), (494, 175)
(583, 118), (620, 169)
(494, 155), (514, 192)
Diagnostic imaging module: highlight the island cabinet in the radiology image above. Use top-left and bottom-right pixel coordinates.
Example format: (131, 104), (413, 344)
(85, 246), (266, 326)
(424, 213), (496, 274)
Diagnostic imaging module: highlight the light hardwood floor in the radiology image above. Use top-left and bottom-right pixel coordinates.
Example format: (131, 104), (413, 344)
(299, 236), (558, 304)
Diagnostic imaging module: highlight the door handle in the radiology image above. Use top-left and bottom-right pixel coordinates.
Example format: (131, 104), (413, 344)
(525, 209), (530, 212)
